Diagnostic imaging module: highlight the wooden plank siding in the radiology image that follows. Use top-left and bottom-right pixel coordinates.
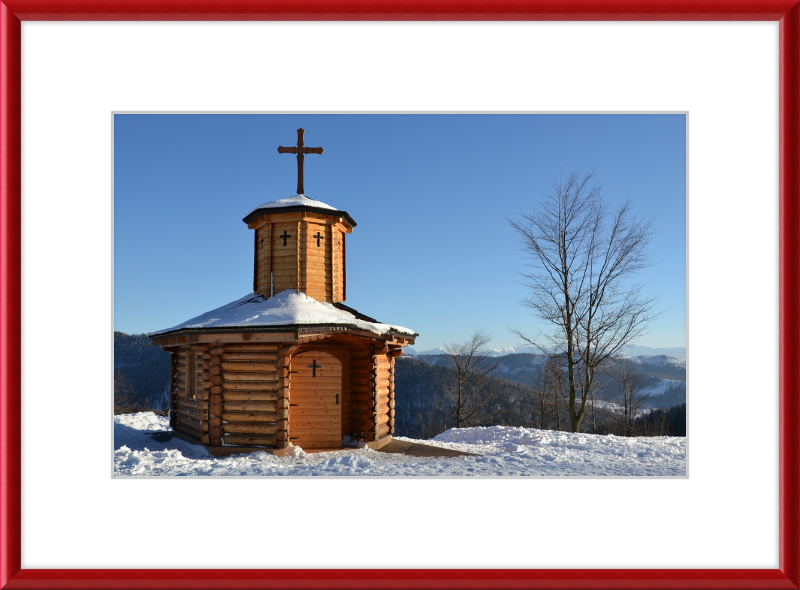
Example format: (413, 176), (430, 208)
(269, 221), (299, 296)
(249, 211), (352, 303)
(298, 221), (307, 294)
(342, 231), (346, 301)
(296, 221), (301, 292)
(304, 221), (329, 302)
(253, 222), (272, 298)
(289, 351), (342, 448)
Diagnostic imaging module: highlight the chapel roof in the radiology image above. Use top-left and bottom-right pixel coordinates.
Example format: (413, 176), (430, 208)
(242, 194), (357, 228)
(148, 290), (416, 338)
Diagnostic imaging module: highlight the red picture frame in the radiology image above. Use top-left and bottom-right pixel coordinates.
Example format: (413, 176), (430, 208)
(1, 2), (798, 589)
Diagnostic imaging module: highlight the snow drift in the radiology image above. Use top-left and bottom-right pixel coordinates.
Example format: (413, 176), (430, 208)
(115, 412), (686, 477)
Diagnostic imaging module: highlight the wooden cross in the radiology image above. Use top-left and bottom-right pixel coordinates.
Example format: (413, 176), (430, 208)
(313, 231), (324, 247)
(280, 230), (290, 246)
(277, 128), (323, 195)
(307, 359), (322, 377)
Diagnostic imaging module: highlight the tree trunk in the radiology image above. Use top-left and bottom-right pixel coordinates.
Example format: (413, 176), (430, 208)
(555, 392), (562, 431)
(456, 374), (463, 428)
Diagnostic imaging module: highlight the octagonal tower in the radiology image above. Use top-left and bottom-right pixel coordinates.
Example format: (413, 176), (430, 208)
(244, 195), (355, 303)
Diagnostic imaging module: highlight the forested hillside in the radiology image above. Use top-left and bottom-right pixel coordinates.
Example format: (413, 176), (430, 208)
(392, 357), (537, 439)
(114, 332), (170, 412)
(394, 354), (687, 438)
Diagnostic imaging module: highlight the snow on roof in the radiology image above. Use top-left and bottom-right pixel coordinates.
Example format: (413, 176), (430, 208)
(245, 194), (338, 217)
(149, 290), (416, 337)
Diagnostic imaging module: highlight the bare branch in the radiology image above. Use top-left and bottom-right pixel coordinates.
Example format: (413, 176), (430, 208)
(507, 169), (661, 433)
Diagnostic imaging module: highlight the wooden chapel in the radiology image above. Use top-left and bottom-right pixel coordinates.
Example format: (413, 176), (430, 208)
(149, 129), (416, 456)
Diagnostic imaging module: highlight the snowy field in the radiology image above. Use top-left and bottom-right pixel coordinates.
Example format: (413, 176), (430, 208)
(114, 412), (686, 477)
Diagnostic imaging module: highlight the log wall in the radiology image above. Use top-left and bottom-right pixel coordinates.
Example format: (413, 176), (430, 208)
(388, 355), (396, 435)
(347, 342), (391, 442)
(372, 347), (392, 441)
(168, 351), (177, 427)
(171, 345), (211, 445)
(220, 342), (283, 448)
(348, 345), (372, 440)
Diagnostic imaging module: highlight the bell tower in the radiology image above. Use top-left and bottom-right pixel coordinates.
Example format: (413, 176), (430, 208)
(243, 129), (356, 303)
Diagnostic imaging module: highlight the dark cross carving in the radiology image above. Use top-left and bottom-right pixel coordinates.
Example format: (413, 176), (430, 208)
(260, 236), (264, 250)
(277, 128), (323, 195)
(307, 359), (322, 377)
(313, 231), (324, 247)
(280, 230), (290, 246)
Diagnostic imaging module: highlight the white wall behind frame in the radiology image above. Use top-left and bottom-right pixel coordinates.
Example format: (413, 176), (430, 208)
(22, 21), (777, 569)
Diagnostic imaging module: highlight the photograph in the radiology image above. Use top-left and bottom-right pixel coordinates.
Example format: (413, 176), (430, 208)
(113, 113), (687, 476)
(3, 8), (795, 588)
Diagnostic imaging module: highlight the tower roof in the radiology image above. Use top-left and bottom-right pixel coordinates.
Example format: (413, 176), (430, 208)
(243, 194), (357, 227)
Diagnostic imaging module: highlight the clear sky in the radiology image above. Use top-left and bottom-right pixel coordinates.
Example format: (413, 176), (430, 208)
(114, 114), (686, 350)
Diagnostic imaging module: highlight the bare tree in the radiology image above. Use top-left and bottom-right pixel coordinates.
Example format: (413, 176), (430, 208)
(543, 355), (567, 431)
(604, 357), (649, 436)
(529, 365), (552, 429)
(588, 371), (610, 434)
(442, 330), (501, 428)
(509, 169), (660, 433)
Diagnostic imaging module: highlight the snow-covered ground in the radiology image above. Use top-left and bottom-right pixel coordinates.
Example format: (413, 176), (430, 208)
(114, 412), (686, 477)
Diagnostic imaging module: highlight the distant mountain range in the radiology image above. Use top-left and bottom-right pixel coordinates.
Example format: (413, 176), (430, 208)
(405, 344), (686, 359)
(404, 351), (687, 411)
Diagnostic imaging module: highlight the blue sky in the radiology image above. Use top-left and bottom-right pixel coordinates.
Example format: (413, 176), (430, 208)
(114, 114), (686, 350)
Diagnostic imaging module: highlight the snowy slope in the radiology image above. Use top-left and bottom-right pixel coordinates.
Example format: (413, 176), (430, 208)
(115, 413), (686, 477)
(632, 355), (687, 369)
(642, 378), (684, 397)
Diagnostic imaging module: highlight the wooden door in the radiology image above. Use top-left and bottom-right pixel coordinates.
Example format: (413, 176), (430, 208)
(290, 351), (342, 449)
